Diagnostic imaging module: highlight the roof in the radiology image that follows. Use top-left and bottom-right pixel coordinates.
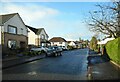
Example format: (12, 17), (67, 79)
(41, 39), (50, 43)
(49, 37), (67, 42)
(67, 41), (72, 43)
(0, 13), (18, 25)
(26, 25), (43, 35)
(26, 25), (48, 37)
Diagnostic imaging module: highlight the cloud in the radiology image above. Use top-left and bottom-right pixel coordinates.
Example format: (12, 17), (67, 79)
(1, 2), (94, 41)
(1, 3), (60, 25)
(62, 32), (83, 41)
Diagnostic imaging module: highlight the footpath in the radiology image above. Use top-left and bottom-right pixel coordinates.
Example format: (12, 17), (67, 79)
(87, 49), (120, 80)
(2, 54), (46, 69)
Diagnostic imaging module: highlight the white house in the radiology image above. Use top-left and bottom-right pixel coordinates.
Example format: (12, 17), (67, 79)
(0, 13), (28, 55)
(49, 37), (68, 48)
(97, 38), (115, 44)
(26, 25), (49, 47)
(67, 41), (76, 48)
(97, 37), (115, 54)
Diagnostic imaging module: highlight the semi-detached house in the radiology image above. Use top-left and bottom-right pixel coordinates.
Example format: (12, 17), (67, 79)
(0, 13), (28, 56)
(26, 25), (49, 47)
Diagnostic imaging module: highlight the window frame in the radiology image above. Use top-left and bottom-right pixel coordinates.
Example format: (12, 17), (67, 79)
(8, 25), (17, 34)
(41, 34), (45, 40)
(8, 40), (17, 49)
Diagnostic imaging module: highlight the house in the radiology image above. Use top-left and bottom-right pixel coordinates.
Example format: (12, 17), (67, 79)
(26, 25), (49, 47)
(49, 37), (68, 48)
(97, 37), (115, 54)
(67, 41), (76, 48)
(74, 41), (82, 48)
(0, 13), (28, 55)
(97, 38), (115, 45)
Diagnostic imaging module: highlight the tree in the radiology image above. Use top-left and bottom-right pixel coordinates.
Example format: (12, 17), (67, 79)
(87, 1), (120, 38)
(90, 36), (98, 50)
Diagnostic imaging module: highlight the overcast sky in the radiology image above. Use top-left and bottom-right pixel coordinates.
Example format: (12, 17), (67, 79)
(1, 2), (111, 41)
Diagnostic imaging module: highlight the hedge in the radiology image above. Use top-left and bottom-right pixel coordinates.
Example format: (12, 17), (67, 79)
(105, 37), (120, 65)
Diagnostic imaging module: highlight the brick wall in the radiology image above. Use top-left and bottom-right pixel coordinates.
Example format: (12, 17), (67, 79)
(2, 32), (28, 53)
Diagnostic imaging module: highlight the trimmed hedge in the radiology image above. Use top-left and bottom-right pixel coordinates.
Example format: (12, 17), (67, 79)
(105, 37), (120, 65)
(21, 51), (42, 57)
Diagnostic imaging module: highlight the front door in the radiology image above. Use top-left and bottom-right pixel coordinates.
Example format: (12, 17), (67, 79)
(20, 41), (26, 51)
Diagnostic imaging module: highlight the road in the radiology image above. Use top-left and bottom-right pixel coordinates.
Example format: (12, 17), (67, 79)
(2, 48), (89, 80)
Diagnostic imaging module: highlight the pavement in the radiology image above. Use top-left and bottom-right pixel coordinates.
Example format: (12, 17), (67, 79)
(2, 54), (46, 69)
(87, 49), (120, 80)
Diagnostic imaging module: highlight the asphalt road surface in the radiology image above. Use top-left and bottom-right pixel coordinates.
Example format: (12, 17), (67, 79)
(2, 48), (89, 80)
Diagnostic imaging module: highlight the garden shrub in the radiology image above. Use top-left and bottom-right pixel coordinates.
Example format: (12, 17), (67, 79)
(67, 45), (74, 50)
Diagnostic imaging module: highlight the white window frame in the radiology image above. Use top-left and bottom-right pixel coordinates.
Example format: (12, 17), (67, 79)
(8, 40), (17, 49)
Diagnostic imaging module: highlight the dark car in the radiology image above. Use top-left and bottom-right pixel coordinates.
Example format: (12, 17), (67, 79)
(50, 46), (62, 56)
(45, 47), (57, 57)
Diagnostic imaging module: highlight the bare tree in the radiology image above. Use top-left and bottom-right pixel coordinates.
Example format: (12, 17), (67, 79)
(87, 1), (120, 38)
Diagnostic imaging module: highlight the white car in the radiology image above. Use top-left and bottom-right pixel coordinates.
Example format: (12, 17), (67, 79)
(30, 46), (59, 57)
(30, 46), (48, 52)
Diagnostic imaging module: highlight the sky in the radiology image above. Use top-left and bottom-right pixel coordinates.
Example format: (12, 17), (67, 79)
(0, 1), (112, 41)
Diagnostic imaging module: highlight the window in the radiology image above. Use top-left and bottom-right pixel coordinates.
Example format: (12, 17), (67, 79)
(59, 42), (62, 44)
(8, 40), (17, 49)
(41, 34), (45, 39)
(8, 25), (17, 34)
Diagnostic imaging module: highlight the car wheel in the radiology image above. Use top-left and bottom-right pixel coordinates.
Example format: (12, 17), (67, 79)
(55, 53), (58, 57)
(60, 52), (62, 56)
(41, 51), (47, 57)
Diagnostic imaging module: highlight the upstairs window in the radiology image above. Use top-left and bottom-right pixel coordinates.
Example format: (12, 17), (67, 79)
(8, 25), (17, 34)
(41, 34), (45, 39)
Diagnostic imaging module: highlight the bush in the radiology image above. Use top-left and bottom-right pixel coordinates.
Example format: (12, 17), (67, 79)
(105, 37), (120, 65)
(20, 51), (42, 57)
(22, 51), (30, 56)
(67, 45), (74, 50)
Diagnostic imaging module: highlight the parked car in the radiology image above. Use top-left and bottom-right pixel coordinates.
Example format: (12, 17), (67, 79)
(60, 46), (68, 51)
(30, 46), (47, 52)
(50, 46), (63, 56)
(30, 46), (62, 57)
